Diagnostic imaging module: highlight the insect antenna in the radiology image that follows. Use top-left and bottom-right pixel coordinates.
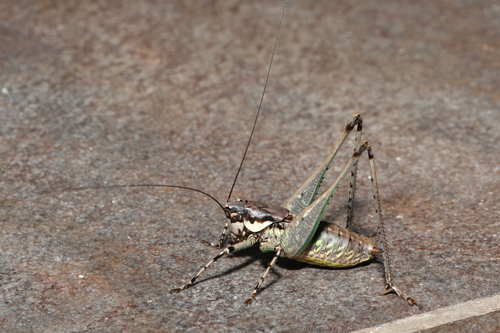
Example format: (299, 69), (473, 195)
(59, 184), (229, 218)
(50, 2), (288, 217)
(226, 0), (287, 203)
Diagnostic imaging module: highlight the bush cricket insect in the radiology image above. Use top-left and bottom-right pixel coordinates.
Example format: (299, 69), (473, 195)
(69, 0), (419, 307)
(166, 1), (420, 307)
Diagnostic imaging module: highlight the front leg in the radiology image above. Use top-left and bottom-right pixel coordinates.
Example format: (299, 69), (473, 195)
(203, 220), (230, 248)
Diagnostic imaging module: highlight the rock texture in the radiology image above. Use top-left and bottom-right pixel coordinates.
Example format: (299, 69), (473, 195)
(1, 1), (499, 332)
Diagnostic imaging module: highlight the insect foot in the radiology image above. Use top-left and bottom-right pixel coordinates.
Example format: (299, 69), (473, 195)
(380, 284), (421, 308)
(170, 281), (193, 294)
(203, 240), (222, 248)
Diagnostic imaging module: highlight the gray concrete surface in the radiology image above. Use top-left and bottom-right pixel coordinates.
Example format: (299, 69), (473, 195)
(1, 0), (499, 332)
(356, 294), (500, 333)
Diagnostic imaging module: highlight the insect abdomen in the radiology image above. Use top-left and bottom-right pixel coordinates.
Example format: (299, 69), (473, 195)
(293, 222), (376, 267)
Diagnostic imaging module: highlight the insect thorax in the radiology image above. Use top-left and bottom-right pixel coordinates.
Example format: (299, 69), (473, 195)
(226, 199), (292, 236)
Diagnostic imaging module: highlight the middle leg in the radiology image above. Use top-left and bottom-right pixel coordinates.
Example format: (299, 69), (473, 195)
(245, 247), (282, 305)
(171, 234), (258, 293)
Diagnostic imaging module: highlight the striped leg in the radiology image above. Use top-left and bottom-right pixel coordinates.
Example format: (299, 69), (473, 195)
(203, 220), (230, 248)
(171, 235), (258, 293)
(244, 247), (282, 305)
(346, 118), (363, 230)
(366, 145), (420, 307)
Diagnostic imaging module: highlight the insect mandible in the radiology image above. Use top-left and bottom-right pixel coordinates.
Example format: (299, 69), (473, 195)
(167, 1), (420, 307)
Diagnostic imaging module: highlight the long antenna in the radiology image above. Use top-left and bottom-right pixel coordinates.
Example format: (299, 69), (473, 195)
(60, 184), (228, 216)
(226, 0), (288, 202)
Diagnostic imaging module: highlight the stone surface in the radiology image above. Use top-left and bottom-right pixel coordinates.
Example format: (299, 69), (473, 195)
(1, 0), (499, 332)
(423, 312), (500, 333)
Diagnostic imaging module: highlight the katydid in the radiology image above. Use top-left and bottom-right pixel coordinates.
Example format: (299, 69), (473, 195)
(68, 0), (419, 307)
(169, 1), (419, 307)
(170, 114), (418, 307)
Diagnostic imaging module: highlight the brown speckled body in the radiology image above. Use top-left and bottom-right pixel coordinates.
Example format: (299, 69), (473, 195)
(292, 222), (376, 267)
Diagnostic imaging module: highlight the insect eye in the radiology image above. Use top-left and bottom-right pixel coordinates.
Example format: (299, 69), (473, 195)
(230, 212), (240, 221)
